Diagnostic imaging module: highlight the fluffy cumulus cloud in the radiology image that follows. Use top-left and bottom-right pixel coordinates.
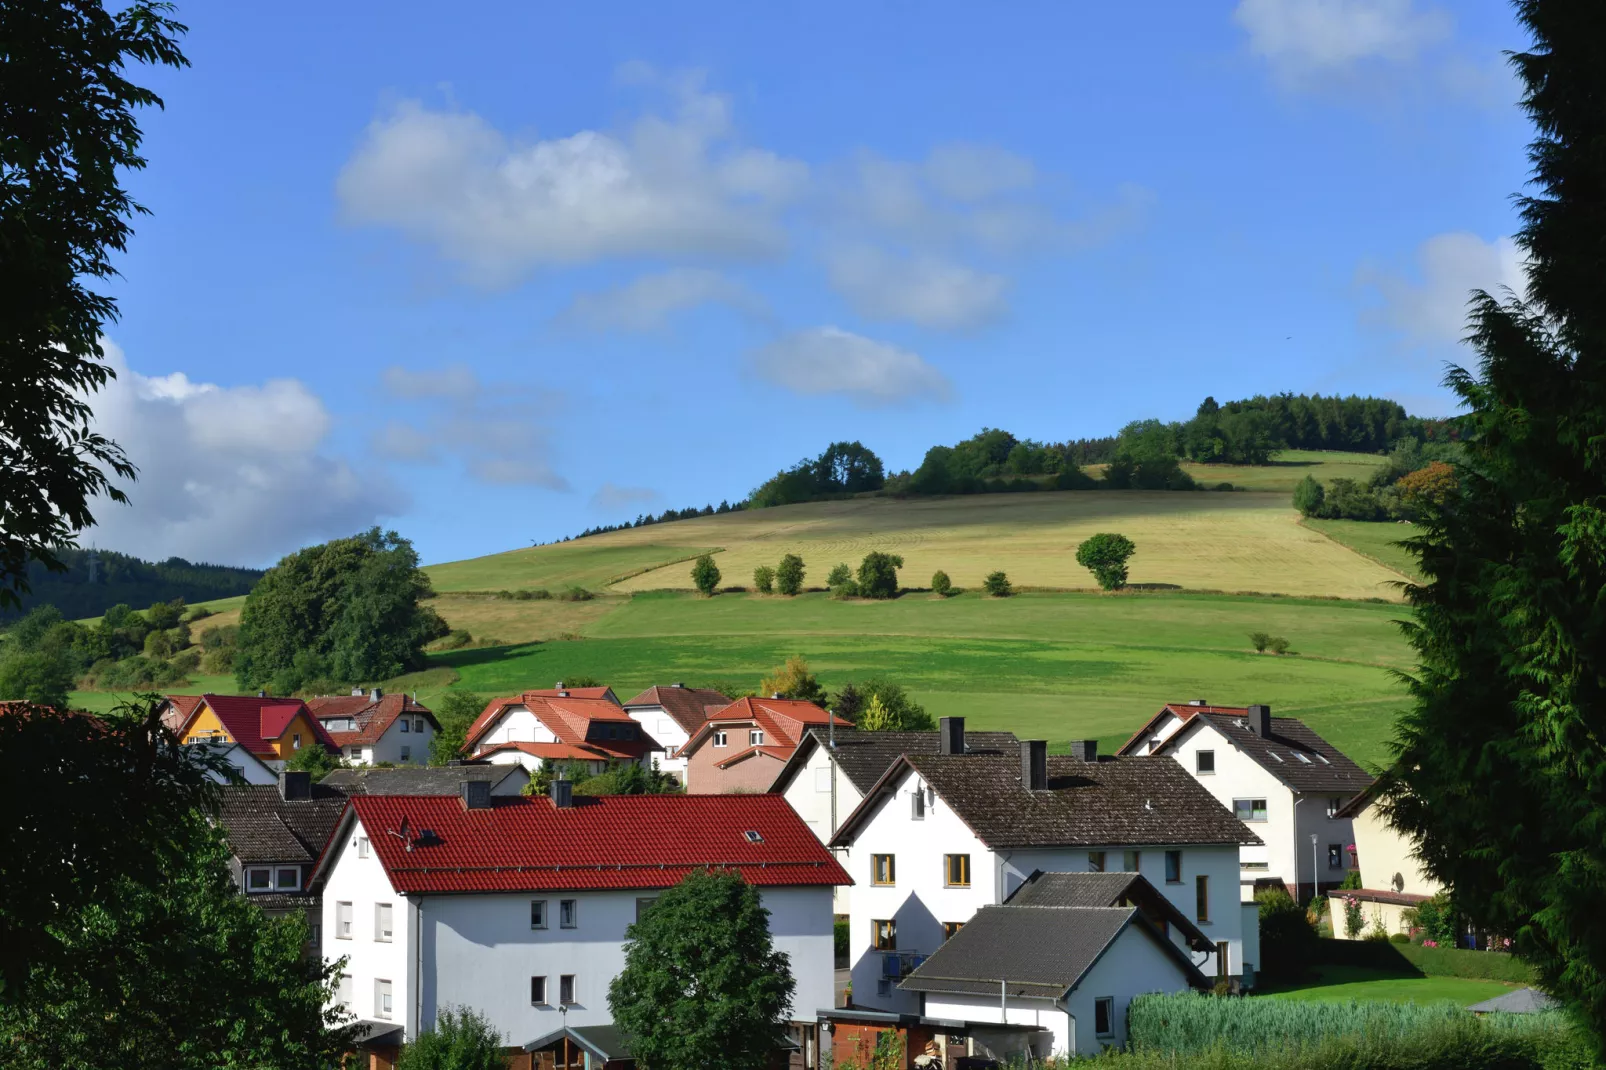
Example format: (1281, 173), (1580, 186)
(558, 268), (768, 332)
(372, 364), (568, 490)
(746, 327), (952, 408)
(336, 69), (807, 285)
(1233, 0), (1451, 78)
(82, 342), (399, 566)
(826, 247), (1008, 330)
(1361, 232), (1527, 342)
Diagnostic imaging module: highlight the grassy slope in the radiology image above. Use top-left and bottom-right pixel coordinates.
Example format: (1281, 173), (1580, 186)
(427, 542), (716, 593)
(1304, 519), (1423, 583)
(1259, 965), (1516, 1006)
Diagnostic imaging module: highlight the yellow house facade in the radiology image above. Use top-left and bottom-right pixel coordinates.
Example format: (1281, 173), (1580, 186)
(178, 694), (332, 763)
(1327, 789), (1442, 939)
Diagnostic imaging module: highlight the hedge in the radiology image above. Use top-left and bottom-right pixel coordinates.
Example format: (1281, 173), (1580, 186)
(1316, 938), (1536, 983)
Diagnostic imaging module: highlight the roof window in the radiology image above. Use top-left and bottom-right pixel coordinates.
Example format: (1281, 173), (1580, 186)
(1295, 753), (1312, 764)
(1316, 754), (1331, 764)
(1268, 751), (1284, 762)
(744, 830), (764, 844)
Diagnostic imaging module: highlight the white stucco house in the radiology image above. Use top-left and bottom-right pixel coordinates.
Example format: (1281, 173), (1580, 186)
(621, 683), (732, 783)
(899, 872), (1211, 1059)
(459, 690), (660, 776)
(1326, 785), (1444, 938)
(314, 782), (847, 1064)
(307, 689), (439, 767)
(1118, 703), (1373, 901)
(830, 738), (1261, 1025)
(768, 719), (1018, 913)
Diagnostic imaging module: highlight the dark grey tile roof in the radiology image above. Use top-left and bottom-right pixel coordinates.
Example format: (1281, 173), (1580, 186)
(215, 784), (349, 865)
(791, 727), (1020, 795)
(1181, 714), (1373, 795)
(242, 892), (319, 911)
(320, 764), (526, 795)
(889, 754), (1262, 849)
(521, 1024), (636, 1059)
(1005, 871), (1146, 908)
(901, 906), (1191, 998)
(622, 685), (733, 736)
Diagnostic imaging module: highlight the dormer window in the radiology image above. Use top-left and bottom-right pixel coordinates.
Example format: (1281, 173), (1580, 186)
(713, 731), (728, 748)
(749, 729), (765, 746)
(744, 830), (764, 844)
(245, 866), (300, 893)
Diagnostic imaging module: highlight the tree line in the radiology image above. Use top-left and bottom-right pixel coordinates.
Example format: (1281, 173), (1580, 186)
(0, 548), (263, 624)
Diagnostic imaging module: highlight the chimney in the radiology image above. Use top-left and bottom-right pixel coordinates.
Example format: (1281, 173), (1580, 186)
(672, 682), (684, 688)
(351, 686), (365, 697)
(278, 770), (311, 801)
(1189, 699), (1208, 707)
(369, 687), (383, 701)
(938, 717), (966, 756)
(771, 692), (782, 700)
(257, 690), (266, 698)
(1248, 704), (1272, 738)
(461, 779), (491, 810)
(1068, 739), (1099, 763)
(550, 778), (574, 809)
(1020, 740), (1048, 791)
(555, 681), (564, 689)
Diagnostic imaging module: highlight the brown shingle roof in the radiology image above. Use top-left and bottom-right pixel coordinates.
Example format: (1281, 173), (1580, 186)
(770, 727), (1020, 796)
(306, 693), (438, 748)
(1167, 713), (1373, 795)
(623, 685), (734, 735)
(215, 783), (349, 865)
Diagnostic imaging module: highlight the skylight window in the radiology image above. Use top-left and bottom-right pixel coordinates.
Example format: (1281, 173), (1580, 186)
(1268, 752), (1284, 762)
(1295, 753), (1312, 764)
(744, 830), (764, 844)
(1316, 754), (1331, 764)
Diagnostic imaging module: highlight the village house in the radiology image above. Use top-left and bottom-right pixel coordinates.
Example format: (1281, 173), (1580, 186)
(621, 683), (733, 783)
(313, 784), (847, 1066)
(215, 771), (349, 947)
(1326, 784), (1443, 938)
(1117, 702), (1372, 900)
(829, 737), (1261, 1020)
(306, 688), (439, 767)
(321, 762), (531, 798)
(461, 690), (661, 776)
(896, 871), (1212, 1060)
(172, 693), (338, 773)
(678, 696), (851, 795)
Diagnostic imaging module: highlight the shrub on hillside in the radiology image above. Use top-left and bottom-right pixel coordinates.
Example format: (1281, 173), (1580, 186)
(758, 656), (826, 704)
(752, 565), (775, 595)
(983, 571), (1012, 597)
(856, 552), (903, 599)
(691, 555), (721, 596)
(1293, 474), (1325, 516)
(556, 586), (593, 602)
(1267, 636), (1290, 654)
(930, 570), (952, 597)
(435, 630), (473, 651)
(775, 554), (805, 596)
(1249, 631), (1271, 652)
(1075, 533), (1136, 590)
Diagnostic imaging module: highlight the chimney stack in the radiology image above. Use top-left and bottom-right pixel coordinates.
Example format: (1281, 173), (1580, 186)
(1248, 704), (1272, 738)
(1020, 740), (1048, 791)
(369, 687), (383, 701)
(939, 717), (966, 756)
(351, 686), (365, 697)
(555, 681), (564, 689)
(550, 778), (574, 809)
(1068, 739), (1099, 763)
(278, 770), (311, 801)
(257, 690), (266, 698)
(672, 682), (684, 688)
(461, 779), (491, 810)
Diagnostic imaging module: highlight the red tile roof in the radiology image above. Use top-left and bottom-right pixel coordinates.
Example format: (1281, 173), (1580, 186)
(622, 685), (734, 735)
(524, 686), (619, 703)
(306, 693), (438, 747)
(473, 741), (619, 763)
(683, 697), (849, 757)
(182, 694), (339, 759)
(160, 694), (205, 733)
(340, 793), (850, 895)
(716, 744), (794, 769)
(463, 692), (654, 759)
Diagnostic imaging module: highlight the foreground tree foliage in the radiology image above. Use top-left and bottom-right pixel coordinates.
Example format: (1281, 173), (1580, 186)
(609, 870), (795, 1070)
(429, 689), (487, 765)
(1382, 1), (1606, 1052)
(0, 1), (189, 606)
(234, 528), (447, 694)
(395, 1006), (503, 1070)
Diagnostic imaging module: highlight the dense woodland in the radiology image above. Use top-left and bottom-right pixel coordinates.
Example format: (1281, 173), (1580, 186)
(0, 548), (262, 623)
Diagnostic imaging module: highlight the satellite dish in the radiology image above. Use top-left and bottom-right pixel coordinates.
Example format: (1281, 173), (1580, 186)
(1392, 872), (1405, 893)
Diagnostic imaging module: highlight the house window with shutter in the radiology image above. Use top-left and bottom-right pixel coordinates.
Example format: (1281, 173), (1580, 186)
(1328, 843), (1343, 869)
(1088, 851), (1107, 872)
(1123, 850), (1141, 873)
(530, 900), (548, 929)
(911, 789), (926, 820)
(941, 921), (964, 941)
(1195, 875), (1210, 923)
(560, 899), (577, 928)
(750, 729), (765, 746)
(375, 903), (393, 942)
(400, 719), (409, 733)
(1233, 798), (1268, 822)
(336, 901), (353, 939)
(713, 731), (728, 748)
(1165, 851), (1183, 884)
(1095, 997), (1115, 1037)
(375, 979), (392, 1019)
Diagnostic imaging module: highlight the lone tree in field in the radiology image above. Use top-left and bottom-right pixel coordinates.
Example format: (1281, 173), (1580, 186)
(983, 571), (1012, 597)
(691, 554), (721, 596)
(609, 869), (795, 1070)
(1075, 533), (1136, 590)
(776, 553), (806, 596)
(856, 552), (903, 599)
(930, 570), (952, 596)
(752, 564), (775, 594)
(1292, 474), (1325, 517)
(1381, 3), (1606, 1051)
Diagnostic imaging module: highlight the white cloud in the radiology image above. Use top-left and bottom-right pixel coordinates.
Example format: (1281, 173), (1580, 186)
(589, 484), (663, 513)
(923, 144), (1038, 202)
(1233, 0), (1451, 77)
(558, 268), (768, 332)
(826, 247), (1008, 330)
(375, 364), (569, 490)
(1361, 232), (1527, 342)
(336, 71), (807, 284)
(747, 327), (952, 408)
(82, 342), (399, 566)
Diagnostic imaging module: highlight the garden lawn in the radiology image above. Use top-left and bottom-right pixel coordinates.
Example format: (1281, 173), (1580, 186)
(1259, 965), (1518, 1007)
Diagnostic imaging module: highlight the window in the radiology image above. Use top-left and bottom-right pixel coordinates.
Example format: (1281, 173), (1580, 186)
(1088, 851), (1106, 873)
(292, 733), (302, 750)
(871, 854), (896, 886)
(815, 766), (832, 793)
(873, 919), (896, 950)
(911, 789), (926, 820)
(530, 975), (548, 1005)
(560, 899), (577, 929)
(744, 830), (765, 844)
(375, 903), (393, 942)
(1094, 996), (1115, 1038)
(337, 974), (352, 1005)
(945, 854), (971, 887)
(416, 718), (427, 733)
(1122, 850), (1141, 873)
(530, 899), (548, 929)
(357, 836), (370, 859)
(275, 866), (300, 891)
(750, 729), (765, 746)
(1233, 798), (1268, 822)
(1196, 750), (1215, 774)
(1328, 843), (1343, 869)
(400, 718), (410, 733)
(1165, 851), (1182, 884)
(400, 745), (411, 762)
(1195, 875), (1210, 923)
(559, 974), (576, 1005)
(1327, 796), (1345, 818)
(375, 979), (392, 1019)
(1216, 941), (1230, 980)
(336, 901), (353, 939)
(246, 867), (272, 892)
(942, 921), (965, 941)
(309, 920), (321, 945)
(1295, 752), (1312, 764)
(636, 897), (658, 922)
(713, 730), (728, 748)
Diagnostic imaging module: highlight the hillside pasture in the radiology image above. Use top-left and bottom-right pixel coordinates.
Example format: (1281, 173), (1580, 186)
(1180, 449), (1389, 492)
(426, 542), (717, 594)
(1304, 518), (1422, 583)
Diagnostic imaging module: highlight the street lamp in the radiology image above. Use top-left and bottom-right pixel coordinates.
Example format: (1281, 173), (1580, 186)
(1310, 834), (1318, 900)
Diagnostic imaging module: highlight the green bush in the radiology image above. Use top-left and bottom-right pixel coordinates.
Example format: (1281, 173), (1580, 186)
(752, 565), (775, 594)
(1249, 631), (1270, 652)
(856, 552), (903, 599)
(1075, 532), (1136, 590)
(1293, 474), (1325, 517)
(983, 571), (1012, 597)
(1256, 889), (1317, 980)
(1267, 635), (1290, 655)
(497, 588), (552, 601)
(930, 570), (952, 596)
(691, 554), (721, 596)
(200, 647), (235, 675)
(436, 630), (473, 651)
(396, 1006), (504, 1070)
(556, 586), (593, 602)
(776, 554), (805, 596)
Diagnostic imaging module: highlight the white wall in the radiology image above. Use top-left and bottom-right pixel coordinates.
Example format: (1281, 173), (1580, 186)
(1127, 711), (1185, 756)
(923, 993), (1068, 1061)
(212, 747), (278, 785)
(625, 705), (692, 781)
(365, 717), (433, 766)
(322, 817), (415, 1036)
(1064, 921), (1193, 1055)
(419, 886), (835, 1043)
(779, 745), (863, 915)
(477, 707), (559, 749)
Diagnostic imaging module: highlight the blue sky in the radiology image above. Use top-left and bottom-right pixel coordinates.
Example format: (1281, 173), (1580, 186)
(88, 0), (1532, 567)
